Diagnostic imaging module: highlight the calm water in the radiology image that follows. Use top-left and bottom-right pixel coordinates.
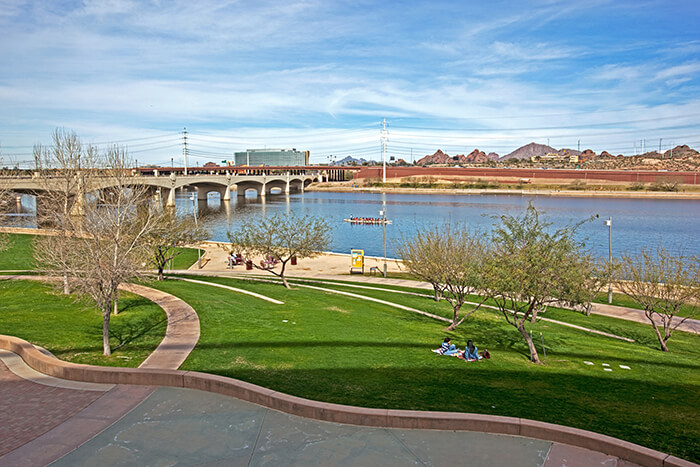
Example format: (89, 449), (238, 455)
(13, 191), (700, 259)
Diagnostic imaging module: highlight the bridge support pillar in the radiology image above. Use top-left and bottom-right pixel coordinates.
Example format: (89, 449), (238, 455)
(166, 188), (176, 207)
(285, 172), (290, 194)
(197, 188), (207, 201)
(223, 184), (232, 201)
(260, 182), (266, 198)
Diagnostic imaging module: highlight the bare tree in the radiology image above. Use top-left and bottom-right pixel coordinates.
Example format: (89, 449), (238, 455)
(227, 212), (331, 288)
(484, 203), (597, 364)
(33, 129), (98, 294)
(143, 208), (209, 280)
(615, 246), (700, 352)
(396, 224), (489, 329)
(35, 136), (155, 356)
(0, 155), (13, 252)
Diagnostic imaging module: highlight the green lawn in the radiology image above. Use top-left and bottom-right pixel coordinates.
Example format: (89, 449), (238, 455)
(1, 232), (699, 461)
(0, 232), (199, 273)
(170, 247), (202, 270)
(0, 233), (37, 270)
(0, 279), (167, 367)
(151, 275), (699, 462)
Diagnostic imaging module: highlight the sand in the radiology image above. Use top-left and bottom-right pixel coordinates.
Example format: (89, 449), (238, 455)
(194, 241), (404, 277)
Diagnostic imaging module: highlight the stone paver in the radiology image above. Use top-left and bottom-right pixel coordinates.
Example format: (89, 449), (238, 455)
(0, 359), (106, 458)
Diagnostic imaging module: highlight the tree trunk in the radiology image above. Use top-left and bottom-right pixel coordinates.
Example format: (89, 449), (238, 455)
(433, 286), (441, 302)
(158, 266), (164, 281)
(652, 323), (669, 352)
(103, 309), (111, 356)
(518, 325), (541, 363)
(63, 273), (70, 295)
(446, 304), (460, 330)
(112, 294), (119, 315)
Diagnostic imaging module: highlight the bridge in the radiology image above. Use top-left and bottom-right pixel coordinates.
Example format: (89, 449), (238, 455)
(1, 169), (330, 208)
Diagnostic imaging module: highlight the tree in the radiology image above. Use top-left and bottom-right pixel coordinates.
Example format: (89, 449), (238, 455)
(0, 156), (14, 252)
(227, 212), (331, 288)
(35, 136), (155, 356)
(32, 129), (98, 294)
(396, 224), (489, 329)
(395, 227), (446, 302)
(615, 246), (700, 352)
(484, 203), (597, 364)
(143, 208), (209, 280)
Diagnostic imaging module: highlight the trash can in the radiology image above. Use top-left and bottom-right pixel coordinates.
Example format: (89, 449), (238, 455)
(246, 260), (253, 270)
(291, 256), (297, 265)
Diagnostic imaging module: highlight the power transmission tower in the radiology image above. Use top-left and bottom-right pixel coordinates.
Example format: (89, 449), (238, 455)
(381, 118), (387, 183)
(183, 127), (188, 175)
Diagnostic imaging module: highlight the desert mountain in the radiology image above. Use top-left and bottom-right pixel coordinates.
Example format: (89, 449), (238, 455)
(417, 149), (499, 165)
(501, 142), (582, 160)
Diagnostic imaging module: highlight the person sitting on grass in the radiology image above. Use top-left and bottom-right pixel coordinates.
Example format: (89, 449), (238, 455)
(440, 337), (459, 356)
(462, 339), (482, 361)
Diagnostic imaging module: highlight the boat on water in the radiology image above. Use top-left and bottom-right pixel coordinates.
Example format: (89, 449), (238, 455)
(344, 217), (392, 225)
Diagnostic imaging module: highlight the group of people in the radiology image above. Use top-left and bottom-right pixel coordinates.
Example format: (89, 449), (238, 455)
(439, 337), (488, 361)
(348, 217), (385, 224)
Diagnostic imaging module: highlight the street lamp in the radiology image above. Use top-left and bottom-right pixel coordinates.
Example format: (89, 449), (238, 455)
(379, 209), (387, 278)
(190, 193), (201, 269)
(604, 216), (612, 304)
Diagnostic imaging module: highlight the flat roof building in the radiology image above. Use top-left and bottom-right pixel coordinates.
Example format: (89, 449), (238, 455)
(233, 149), (310, 166)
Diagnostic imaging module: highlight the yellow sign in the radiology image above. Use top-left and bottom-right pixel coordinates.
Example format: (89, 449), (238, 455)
(351, 249), (364, 269)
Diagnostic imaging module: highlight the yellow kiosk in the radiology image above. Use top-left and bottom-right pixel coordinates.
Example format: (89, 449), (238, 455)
(350, 249), (364, 274)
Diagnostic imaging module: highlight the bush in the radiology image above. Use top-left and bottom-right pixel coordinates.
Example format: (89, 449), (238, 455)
(649, 177), (682, 192)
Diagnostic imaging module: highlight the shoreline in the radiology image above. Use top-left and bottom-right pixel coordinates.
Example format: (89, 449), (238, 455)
(305, 184), (700, 199)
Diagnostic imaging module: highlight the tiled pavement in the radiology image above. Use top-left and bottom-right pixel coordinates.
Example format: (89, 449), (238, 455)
(0, 359), (105, 457)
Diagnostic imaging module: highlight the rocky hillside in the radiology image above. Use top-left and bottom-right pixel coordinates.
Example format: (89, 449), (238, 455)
(416, 149), (499, 165)
(501, 142), (583, 160)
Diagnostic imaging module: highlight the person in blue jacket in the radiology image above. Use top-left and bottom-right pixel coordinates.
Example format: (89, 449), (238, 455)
(440, 337), (459, 356)
(462, 339), (481, 361)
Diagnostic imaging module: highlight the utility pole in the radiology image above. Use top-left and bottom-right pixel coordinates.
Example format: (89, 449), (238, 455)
(642, 138), (645, 155)
(183, 127), (188, 176)
(659, 138), (662, 155)
(634, 141), (637, 156)
(605, 217), (613, 304)
(577, 140), (580, 152)
(381, 118), (387, 183)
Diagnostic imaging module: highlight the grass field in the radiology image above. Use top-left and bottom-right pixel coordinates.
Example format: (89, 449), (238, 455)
(0, 232), (199, 272)
(1, 232), (699, 461)
(150, 275), (699, 462)
(0, 233), (37, 270)
(0, 279), (166, 367)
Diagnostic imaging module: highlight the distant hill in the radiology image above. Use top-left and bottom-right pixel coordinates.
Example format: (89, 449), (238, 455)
(331, 156), (368, 166)
(417, 149), (498, 165)
(501, 142), (583, 160)
(501, 142), (556, 160)
(663, 145), (699, 158)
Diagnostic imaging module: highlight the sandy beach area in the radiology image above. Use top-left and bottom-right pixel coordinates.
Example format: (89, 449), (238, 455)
(195, 241), (404, 277)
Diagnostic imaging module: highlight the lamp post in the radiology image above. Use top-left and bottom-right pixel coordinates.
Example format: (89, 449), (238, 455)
(379, 209), (387, 278)
(605, 216), (612, 304)
(190, 193), (201, 269)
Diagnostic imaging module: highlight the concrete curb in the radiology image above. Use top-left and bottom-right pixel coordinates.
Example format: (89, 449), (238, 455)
(0, 335), (695, 467)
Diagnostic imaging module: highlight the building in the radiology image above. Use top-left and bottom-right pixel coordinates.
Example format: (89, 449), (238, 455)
(232, 149), (310, 166)
(531, 152), (579, 164)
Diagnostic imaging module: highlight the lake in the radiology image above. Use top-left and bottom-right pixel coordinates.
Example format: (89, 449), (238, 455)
(12, 191), (700, 259)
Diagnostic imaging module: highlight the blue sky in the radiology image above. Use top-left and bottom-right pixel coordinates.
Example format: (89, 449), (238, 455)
(1, 0), (699, 165)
